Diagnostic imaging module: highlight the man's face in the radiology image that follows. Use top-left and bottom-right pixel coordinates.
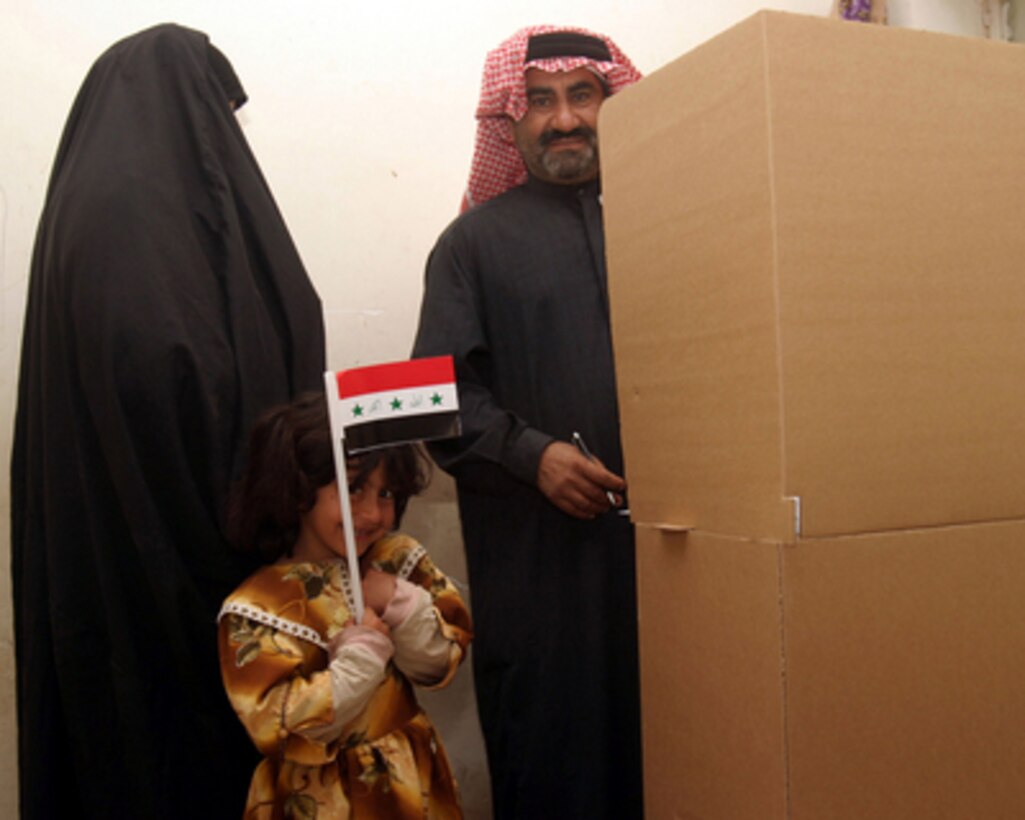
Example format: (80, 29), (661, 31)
(513, 66), (607, 186)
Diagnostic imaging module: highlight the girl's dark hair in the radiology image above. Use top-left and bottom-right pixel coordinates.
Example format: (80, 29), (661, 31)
(226, 391), (431, 560)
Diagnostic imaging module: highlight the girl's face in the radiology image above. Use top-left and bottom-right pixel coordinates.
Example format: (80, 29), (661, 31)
(292, 461), (397, 562)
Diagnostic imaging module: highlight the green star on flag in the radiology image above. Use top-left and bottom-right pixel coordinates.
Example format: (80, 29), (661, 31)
(390, 397), (402, 411)
(352, 404), (364, 417)
(431, 392), (443, 406)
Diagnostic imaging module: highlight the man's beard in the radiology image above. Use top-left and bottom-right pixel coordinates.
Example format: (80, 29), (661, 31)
(537, 127), (599, 181)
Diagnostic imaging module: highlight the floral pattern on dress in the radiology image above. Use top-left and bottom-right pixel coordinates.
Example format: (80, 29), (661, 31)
(218, 532), (472, 819)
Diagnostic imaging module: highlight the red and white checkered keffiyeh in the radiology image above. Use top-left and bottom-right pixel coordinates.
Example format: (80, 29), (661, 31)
(462, 25), (642, 212)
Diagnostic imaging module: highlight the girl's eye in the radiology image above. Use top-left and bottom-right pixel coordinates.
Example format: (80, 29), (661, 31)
(380, 488), (395, 500)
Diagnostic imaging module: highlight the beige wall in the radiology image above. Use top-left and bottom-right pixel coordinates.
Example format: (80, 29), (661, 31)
(0, 1), (987, 816)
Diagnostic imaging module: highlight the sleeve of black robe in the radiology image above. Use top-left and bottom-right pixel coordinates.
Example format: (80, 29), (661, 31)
(411, 216), (555, 494)
(10, 24), (324, 819)
(412, 180), (621, 498)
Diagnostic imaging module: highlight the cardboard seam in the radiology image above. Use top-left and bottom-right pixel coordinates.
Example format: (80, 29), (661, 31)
(776, 542), (793, 820)
(641, 515), (1025, 544)
(796, 514), (1025, 542)
(760, 11), (791, 562)
(763, 21), (794, 814)
(637, 525), (769, 545)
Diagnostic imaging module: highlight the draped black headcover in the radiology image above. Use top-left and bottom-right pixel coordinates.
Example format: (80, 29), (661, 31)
(11, 24), (324, 818)
(207, 43), (248, 108)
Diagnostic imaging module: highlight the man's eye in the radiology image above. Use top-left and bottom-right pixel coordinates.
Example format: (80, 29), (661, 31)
(528, 96), (551, 109)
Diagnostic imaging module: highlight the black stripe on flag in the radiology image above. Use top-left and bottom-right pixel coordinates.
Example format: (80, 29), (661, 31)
(345, 411), (461, 453)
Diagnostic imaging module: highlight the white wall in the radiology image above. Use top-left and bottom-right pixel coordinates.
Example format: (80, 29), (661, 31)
(0, 1), (991, 816)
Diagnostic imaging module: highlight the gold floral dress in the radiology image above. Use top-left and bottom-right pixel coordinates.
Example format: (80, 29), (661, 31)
(218, 533), (473, 819)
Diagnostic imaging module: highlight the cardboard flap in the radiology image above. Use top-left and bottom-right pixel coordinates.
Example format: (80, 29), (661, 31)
(767, 13), (1025, 536)
(603, 12), (788, 540)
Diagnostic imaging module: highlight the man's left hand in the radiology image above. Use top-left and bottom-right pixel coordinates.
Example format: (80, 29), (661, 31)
(536, 441), (625, 519)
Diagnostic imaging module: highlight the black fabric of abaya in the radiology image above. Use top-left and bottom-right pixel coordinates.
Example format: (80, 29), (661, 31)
(10, 24), (325, 819)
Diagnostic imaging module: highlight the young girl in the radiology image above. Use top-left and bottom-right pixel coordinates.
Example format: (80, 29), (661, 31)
(218, 391), (472, 819)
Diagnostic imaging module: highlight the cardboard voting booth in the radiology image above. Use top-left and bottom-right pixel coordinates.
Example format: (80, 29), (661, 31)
(600, 11), (1025, 819)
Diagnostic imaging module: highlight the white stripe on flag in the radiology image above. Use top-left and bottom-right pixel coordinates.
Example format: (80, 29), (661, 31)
(339, 382), (458, 428)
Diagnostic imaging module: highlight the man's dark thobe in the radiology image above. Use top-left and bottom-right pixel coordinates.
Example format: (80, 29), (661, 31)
(413, 175), (643, 818)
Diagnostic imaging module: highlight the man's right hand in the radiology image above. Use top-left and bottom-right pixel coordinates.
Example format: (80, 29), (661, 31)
(536, 440), (625, 519)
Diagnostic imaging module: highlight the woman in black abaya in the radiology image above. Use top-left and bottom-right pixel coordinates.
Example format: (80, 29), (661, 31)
(11, 25), (325, 818)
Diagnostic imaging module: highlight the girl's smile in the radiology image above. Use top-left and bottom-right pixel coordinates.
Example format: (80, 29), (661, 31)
(292, 462), (396, 562)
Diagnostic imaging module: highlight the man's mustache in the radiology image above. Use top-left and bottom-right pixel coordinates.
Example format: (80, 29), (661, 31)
(539, 127), (596, 147)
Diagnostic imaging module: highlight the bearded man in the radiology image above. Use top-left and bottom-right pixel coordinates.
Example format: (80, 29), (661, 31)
(412, 25), (644, 819)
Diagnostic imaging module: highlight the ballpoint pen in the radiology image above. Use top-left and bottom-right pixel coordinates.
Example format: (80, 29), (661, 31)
(571, 431), (619, 507)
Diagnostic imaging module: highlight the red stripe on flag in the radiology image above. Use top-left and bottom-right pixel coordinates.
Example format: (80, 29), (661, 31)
(335, 356), (455, 399)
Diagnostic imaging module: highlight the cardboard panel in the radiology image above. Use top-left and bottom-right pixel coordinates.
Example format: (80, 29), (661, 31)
(784, 521), (1025, 818)
(766, 15), (1025, 535)
(636, 526), (787, 819)
(602, 14), (792, 539)
(637, 519), (1025, 819)
(603, 11), (1025, 537)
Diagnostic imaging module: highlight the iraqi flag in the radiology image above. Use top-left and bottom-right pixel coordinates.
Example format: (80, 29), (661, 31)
(326, 356), (461, 453)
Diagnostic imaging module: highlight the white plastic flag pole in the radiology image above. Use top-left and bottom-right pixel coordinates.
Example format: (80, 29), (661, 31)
(324, 371), (365, 622)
